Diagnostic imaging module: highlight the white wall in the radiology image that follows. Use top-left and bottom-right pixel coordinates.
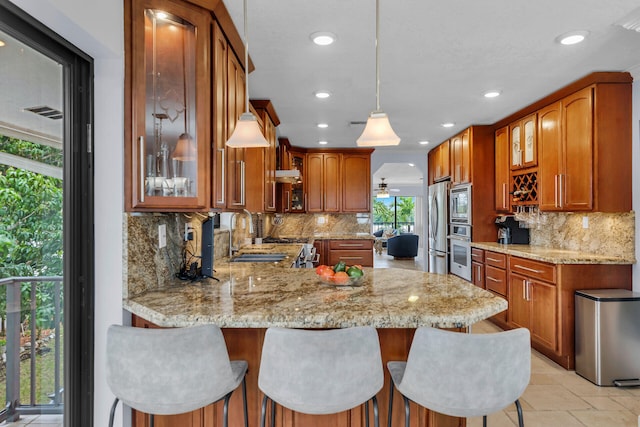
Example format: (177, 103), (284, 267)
(9, 1), (125, 425)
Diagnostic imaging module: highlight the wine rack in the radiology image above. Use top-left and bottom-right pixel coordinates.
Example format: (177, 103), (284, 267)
(511, 171), (537, 205)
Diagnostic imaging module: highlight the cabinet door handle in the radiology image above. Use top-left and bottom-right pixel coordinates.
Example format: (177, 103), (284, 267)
(240, 160), (245, 205)
(487, 277), (501, 283)
(486, 257), (502, 263)
(502, 183), (507, 209)
(216, 148), (225, 204)
(559, 174), (564, 208)
(271, 181), (276, 209)
(554, 174), (559, 208)
(286, 190), (290, 211)
(522, 280), (527, 301)
(513, 264), (543, 274)
(139, 136), (145, 203)
(337, 243), (365, 248)
(339, 256), (363, 260)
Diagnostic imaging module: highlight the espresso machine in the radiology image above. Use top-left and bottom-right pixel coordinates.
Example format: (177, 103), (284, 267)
(495, 215), (530, 244)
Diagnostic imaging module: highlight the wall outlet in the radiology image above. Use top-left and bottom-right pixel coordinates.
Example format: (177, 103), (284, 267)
(158, 224), (167, 248)
(317, 216), (325, 224)
(582, 216), (589, 229)
(184, 222), (193, 241)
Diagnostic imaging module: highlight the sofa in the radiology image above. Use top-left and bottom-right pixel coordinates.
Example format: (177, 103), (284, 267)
(387, 233), (419, 259)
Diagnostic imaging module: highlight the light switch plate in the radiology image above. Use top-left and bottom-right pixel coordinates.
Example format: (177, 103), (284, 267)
(158, 224), (167, 248)
(582, 216), (589, 229)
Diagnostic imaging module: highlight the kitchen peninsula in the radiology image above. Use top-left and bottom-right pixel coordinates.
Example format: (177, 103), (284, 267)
(124, 251), (506, 427)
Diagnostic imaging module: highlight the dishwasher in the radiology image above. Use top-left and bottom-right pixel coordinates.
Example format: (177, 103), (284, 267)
(575, 289), (640, 387)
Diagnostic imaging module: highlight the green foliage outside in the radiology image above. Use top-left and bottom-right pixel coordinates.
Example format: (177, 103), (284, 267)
(0, 135), (64, 405)
(373, 196), (415, 232)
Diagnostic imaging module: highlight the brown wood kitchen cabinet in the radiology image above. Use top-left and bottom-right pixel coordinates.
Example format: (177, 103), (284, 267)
(245, 100), (280, 213)
(225, 51), (247, 209)
(484, 251), (508, 326)
(306, 152), (341, 212)
(212, 21), (228, 209)
(427, 140), (450, 184)
(493, 73), (633, 213)
(125, 0), (211, 211)
(508, 257), (557, 352)
(341, 151), (373, 212)
(326, 239), (374, 267)
(494, 126), (510, 212)
(471, 248), (485, 289)
(509, 113), (537, 170)
(449, 130), (470, 185)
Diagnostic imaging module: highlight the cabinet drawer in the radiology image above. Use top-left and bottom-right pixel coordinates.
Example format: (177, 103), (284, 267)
(484, 251), (507, 269)
(485, 265), (507, 296)
(509, 257), (556, 283)
(471, 248), (484, 263)
(327, 250), (373, 267)
(328, 239), (374, 250)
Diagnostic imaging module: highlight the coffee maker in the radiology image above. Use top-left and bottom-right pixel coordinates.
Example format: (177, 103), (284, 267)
(495, 215), (530, 244)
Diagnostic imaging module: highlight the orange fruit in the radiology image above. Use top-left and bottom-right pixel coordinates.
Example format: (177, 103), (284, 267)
(333, 271), (350, 284)
(316, 265), (329, 275)
(319, 268), (335, 278)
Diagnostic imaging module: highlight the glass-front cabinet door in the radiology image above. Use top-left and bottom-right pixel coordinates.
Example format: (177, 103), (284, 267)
(127, 0), (210, 210)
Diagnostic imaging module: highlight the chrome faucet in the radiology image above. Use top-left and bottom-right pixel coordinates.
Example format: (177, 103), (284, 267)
(229, 210), (254, 257)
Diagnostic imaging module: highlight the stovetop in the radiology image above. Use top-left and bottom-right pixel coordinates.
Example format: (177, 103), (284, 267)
(262, 237), (310, 244)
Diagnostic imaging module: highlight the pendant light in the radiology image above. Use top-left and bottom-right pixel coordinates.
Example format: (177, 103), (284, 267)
(357, 0), (400, 147)
(226, 0), (269, 148)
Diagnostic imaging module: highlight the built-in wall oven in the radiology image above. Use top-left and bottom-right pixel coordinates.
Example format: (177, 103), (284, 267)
(450, 183), (472, 225)
(448, 223), (472, 280)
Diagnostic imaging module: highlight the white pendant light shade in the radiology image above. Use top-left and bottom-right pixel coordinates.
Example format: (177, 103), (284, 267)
(357, 112), (400, 146)
(225, 0), (268, 148)
(356, 0), (400, 147)
(226, 113), (269, 147)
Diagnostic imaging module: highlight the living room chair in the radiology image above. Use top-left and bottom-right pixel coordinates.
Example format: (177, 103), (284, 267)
(387, 234), (419, 259)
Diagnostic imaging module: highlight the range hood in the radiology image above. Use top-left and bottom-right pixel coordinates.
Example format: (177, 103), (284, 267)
(275, 169), (301, 183)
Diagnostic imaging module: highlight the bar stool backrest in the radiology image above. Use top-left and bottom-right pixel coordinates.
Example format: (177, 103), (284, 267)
(106, 324), (237, 415)
(258, 326), (384, 415)
(398, 327), (531, 418)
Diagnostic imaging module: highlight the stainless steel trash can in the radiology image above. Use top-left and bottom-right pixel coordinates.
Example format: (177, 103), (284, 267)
(575, 289), (640, 387)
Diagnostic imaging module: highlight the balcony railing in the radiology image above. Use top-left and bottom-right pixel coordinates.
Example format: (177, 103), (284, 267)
(0, 276), (63, 423)
(372, 221), (414, 234)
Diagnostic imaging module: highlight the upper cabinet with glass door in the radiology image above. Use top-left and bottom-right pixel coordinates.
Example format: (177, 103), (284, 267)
(125, 0), (210, 211)
(509, 114), (537, 170)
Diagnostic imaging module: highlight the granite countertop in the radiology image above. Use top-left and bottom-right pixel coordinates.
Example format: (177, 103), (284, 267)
(124, 266), (506, 330)
(471, 242), (636, 265)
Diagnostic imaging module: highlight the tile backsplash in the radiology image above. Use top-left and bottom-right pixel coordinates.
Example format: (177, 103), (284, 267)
(529, 211), (635, 259)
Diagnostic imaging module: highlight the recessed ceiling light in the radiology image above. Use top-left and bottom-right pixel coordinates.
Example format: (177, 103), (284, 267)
(418, 140), (430, 145)
(0, 40), (5, 47)
(408, 163), (415, 167)
(310, 32), (336, 46)
(318, 140), (328, 145)
(314, 90), (331, 99)
(441, 122), (455, 128)
(484, 90), (501, 98)
(317, 123), (328, 128)
(556, 30), (589, 45)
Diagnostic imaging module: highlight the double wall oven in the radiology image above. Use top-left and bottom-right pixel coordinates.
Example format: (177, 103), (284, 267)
(448, 184), (472, 281)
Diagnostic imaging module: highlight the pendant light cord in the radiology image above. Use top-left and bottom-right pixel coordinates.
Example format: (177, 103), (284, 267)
(243, 0), (250, 114)
(375, 0), (380, 112)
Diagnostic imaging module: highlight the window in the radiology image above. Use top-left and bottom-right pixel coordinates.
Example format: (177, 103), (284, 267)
(373, 196), (415, 233)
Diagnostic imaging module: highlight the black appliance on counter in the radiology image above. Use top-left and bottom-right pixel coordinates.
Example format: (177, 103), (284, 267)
(201, 217), (215, 277)
(495, 215), (530, 244)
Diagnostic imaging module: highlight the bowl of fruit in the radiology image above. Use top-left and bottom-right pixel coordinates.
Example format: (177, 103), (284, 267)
(315, 261), (364, 286)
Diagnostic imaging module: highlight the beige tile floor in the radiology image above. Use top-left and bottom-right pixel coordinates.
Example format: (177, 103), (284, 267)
(3, 249), (638, 427)
(376, 247), (640, 427)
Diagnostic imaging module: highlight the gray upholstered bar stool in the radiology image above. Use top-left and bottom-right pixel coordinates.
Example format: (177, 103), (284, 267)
(106, 324), (248, 427)
(258, 326), (384, 427)
(387, 327), (530, 427)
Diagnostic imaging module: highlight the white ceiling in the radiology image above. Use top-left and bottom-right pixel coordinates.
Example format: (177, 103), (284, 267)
(223, 0), (640, 186)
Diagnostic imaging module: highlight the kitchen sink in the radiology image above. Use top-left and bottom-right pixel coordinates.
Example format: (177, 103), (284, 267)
(231, 253), (287, 263)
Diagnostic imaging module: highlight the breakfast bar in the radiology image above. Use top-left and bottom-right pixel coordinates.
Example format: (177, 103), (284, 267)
(124, 264), (507, 427)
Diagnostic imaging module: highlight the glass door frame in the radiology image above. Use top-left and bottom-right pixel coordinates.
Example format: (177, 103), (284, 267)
(0, 1), (95, 425)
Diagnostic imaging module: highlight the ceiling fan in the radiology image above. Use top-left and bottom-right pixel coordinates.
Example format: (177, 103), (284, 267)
(376, 178), (389, 198)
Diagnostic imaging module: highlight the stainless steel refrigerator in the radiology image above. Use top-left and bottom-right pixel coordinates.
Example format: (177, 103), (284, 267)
(428, 181), (449, 274)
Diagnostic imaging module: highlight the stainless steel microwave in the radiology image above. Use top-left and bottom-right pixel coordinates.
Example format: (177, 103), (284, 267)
(449, 183), (472, 225)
